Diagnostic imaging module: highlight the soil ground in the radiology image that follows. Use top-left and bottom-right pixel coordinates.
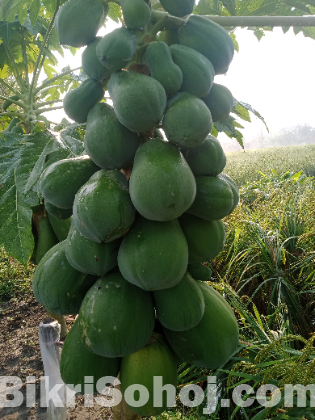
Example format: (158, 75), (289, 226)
(0, 296), (113, 419)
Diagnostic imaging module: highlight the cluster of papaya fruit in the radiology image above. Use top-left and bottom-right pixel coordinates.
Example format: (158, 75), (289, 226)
(32, 0), (240, 416)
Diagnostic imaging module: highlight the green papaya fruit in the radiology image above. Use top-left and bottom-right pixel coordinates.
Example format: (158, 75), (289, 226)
(60, 318), (121, 394)
(181, 135), (226, 176)
(146, 41), (183, 96)
(63, 78), (104, 123)
(160, 0), (195, 17)
(162, 92), (213, 147)
(7, 118), (20, 132)
(153, 128), (164, 140)
(96, 27), (137, 72)
(32, 241), (96, 315)
(78, 271), (155, 357)
(35, 217), (59, 264)
(120, 333), (178, 417)
(129, 139), (196, 221)
(65, 223), (120, 276)
(187, 173), (239, 221)
(45, 200), (73, 220)
(2, 95), (20, 111)
(157, 29), (180, 46)
(84, 103), (140, 169)
(40, 155), (99, 209)
(118, 216), (188, 291)
(170, 44), (215, 98)
(153, 272), (205, 331)
(73, 169), (135, 243)
(55, 0), (108, 47)
(108, 70), (167, 132)
(11, 126), (23, 134)
(203, 83), (234, 122)
(120, 0), (151, 29)
(188, 263), (212, 280)
(48, 215), (72, 242)
(179, 213), (226, 263)
(178, 15), (234, 75)
(164, 282), (239, 368)
(82, 37), (111, 82)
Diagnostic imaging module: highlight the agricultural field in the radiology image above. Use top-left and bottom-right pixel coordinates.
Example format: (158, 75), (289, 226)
(224, 143), (315, 186)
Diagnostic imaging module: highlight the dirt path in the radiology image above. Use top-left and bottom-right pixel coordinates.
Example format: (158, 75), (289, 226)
(0, 296), (113, 419)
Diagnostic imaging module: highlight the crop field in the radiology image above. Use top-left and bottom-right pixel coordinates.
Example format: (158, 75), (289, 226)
(224, 143), (315, 186)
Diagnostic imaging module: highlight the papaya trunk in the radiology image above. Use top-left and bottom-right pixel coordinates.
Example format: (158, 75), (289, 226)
(47, 312), (68, 338)
(113, 381), (141, 420)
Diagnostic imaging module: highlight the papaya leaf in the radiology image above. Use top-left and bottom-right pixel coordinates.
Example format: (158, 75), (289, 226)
(108, 2), (122, 23)
(237, 100), (269, 132)
(231, 101), (251, 123)
(59, 124), (86, 156)
(29, 0), (41, 26)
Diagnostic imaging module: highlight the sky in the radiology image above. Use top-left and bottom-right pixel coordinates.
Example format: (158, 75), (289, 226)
(45, 22), (315, 150)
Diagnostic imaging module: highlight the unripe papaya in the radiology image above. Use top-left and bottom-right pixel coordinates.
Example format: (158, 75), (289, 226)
(84, 103), (140, 169)
(188, 263), (212, 280)
(160, 0), (195, 17)
(63, 79), (104, 124)
(48, 215), (73, 242)
(108, 71), (167, 132)
(203, 83), (234, 122)
(162, 92), (213, 147)
(157, 29), (180, 46)
(55, 0), (107, 48)
(170, 44), (215, 98)
(187, 173), (239, 221)
(179, 15), (234, 75)
(146, 41), (183, 96)
(40, 155), (99, 209)
(11, 126), (23, 134)
(45, 200), (73, 220)
(2, 95), (20, 111)
(120, 0), (151, 29)
(96, 27), (137, 72)
(7, 118), (20, 132)
(82, 37), (111, 82)
(181, 135), (226, 176)
(73, 169), (135, 243)
(35, 216), (58, 264)
(129, 139), (196, 221)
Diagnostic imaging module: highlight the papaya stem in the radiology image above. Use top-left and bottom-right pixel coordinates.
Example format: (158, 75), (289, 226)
(47, 312), (68, 339)
(0, 95), (26, 109)
(3, 41), (26, 94)
(150, 9), (186, 30)
(29, 0), (60, 101)
(21, 29), (30, 88)
(0, 79), (18, 94)
(0, 112), (25, 119)
(35, 105), (64, 114)
(34, 67), (82, 95)
(35, 99), (63, 108)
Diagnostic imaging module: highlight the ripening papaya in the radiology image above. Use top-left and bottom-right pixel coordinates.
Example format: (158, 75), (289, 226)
(40, 155), (99, 209)
(178, 15), (235, 75)
(146, 41), (183, 96)
(203, 83), (234, 122)
(96, 27), (137, 72)
(118, 216), (188, 291)
(181, 135), (226, 176)
(73, 169), (135, 243)
(179, 213), (226, 264)
(160, 0), (195, 17)
(63, 78), (104, 123)
(129, 139), (196, 221)
(108, 71), (167, 132)
(55, 0), (107, 47)
(170, 44), (215, 98)
(162, 92), (213, 147)
(84, 103), (140, 169)
(187, 173), (239, 221)
(82, 37), (111, 82)
(120, 0), (151, 29)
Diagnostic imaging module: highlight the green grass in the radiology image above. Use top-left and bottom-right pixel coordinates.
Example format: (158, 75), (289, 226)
(0, 248), (34, 303)
(224, 144), (315, 186)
